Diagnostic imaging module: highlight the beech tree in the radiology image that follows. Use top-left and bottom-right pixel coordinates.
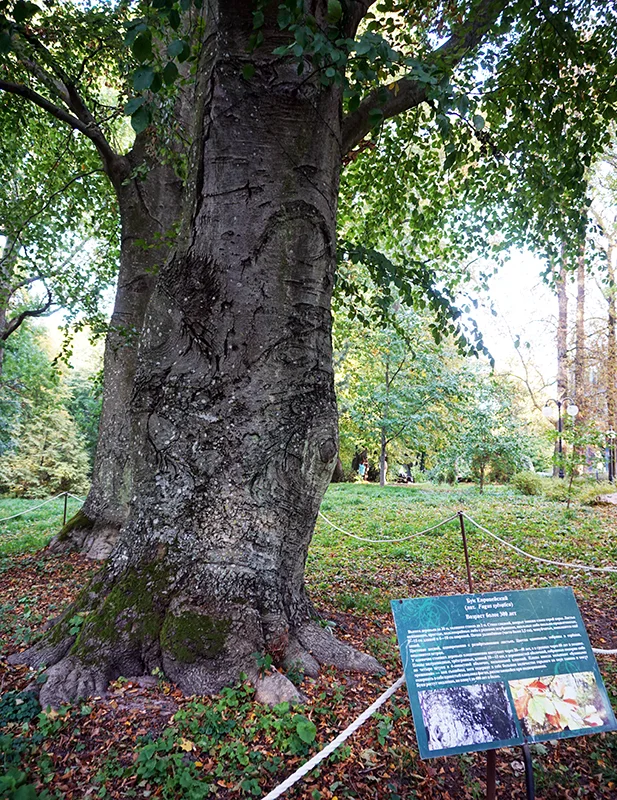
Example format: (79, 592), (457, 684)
(7, 0), (617, 706)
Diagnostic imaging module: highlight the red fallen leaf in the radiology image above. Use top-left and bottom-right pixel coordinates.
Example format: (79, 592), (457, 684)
(514, 693), (530, 719)
(563, 698), (578, 706)
(528, 680), (549, 690)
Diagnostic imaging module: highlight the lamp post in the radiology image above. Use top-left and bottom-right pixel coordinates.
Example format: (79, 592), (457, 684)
(607, 430), (617, 483)
(542, 398), (579, 479)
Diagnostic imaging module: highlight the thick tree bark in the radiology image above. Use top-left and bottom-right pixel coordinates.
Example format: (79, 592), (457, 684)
(49, 140), (184, 559)
(18, 2), (381, 706)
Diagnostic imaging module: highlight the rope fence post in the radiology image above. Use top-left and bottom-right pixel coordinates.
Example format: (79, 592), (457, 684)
(62, 492), (68, 526)
(458, 510), (474, 593)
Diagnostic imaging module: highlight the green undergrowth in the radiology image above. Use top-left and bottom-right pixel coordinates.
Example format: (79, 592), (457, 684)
(0, 681), (343, 800)
(2, 482), (617, 798)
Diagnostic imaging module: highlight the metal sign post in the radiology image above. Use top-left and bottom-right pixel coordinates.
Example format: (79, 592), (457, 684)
(456, 511), (535, 800)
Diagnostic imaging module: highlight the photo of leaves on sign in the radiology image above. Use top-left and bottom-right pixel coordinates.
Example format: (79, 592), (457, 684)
(509, 673), (612, 737)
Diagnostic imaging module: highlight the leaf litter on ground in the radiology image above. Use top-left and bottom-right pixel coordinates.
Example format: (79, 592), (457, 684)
(1, 483), (616, 799)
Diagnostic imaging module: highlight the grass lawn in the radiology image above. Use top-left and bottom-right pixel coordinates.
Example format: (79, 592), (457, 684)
(1, 482), (616, 799)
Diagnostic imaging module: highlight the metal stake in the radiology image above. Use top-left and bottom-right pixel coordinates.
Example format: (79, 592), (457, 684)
(522, 743), (535, 799)
(458, 512), (497, 798)
(63, 492), (68, 526)
(486, 750), (496, 800)
(458, 511), (474, 593)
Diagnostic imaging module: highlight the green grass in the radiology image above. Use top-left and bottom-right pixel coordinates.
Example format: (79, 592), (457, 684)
(310, 482), (617, 610)
(0, 494), (84, 561)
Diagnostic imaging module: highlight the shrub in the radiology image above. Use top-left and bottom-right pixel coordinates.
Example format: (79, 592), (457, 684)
(511, 471), (542, 496)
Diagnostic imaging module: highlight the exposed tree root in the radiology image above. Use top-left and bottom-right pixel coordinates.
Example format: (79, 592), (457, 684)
(47, 512), (119, 560)
(9, 563), (383, 708)
(295, 621), (385, 674)
(39, 656), (109, 709)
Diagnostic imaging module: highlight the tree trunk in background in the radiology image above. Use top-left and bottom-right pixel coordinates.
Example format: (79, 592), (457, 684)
(555, 253), (569, 477)
(380, 427), (387, 487)
(606, 243), (616, 480)
(21, 2), (381, 707)
(572, 248), (587, 474)
(49, 140), (184, 559)
(574, 249), (586, 421)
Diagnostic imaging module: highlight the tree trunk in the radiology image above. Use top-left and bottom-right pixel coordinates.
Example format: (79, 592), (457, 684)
(17, 3), (381, 707)
(380, 427), (387, 487)
(605, 243), (616, 480)
(574, 248), (586, 421)
(49, 141), (184, 559)
(573, 248), (586, 474)
(554, 252), (569, 477)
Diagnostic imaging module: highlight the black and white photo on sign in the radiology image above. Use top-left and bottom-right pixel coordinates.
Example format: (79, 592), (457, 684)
(419, 682), (518, 751)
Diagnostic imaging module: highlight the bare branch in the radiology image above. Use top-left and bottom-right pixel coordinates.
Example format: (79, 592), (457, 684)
(342, 0), (510, 154)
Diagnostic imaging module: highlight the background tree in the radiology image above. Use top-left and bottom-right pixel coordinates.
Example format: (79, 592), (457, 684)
(0, 320), (94, 495)
(437, 375), (540, 491)
(335, 308), (464, 484)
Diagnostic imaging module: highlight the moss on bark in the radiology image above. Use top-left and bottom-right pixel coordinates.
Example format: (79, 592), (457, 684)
(160, 612), (230, 663)
(70, 562), (170, 660)
(56, 509), (94, 542)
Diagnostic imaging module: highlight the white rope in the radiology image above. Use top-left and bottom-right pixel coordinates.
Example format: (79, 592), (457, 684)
(261, 676), (406, 800)
(317, 510), (458, 543)
(0, 493), (67, 522)
(593, 648), (617, 655)
(65, 492), (85, 503)
(462, 513), (617, 574)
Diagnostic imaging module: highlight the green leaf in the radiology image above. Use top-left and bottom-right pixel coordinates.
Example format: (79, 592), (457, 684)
(0, 30), (11, 53)
(124, 96), (145, 115)
(13, 785), (38, 800)
(132, 31), (153, 63)
(168, 8), (180, 29)
(150, 72), (162, 94)
(327, 0), (342, 24)
(253, 9), (264, 29)
(242, 63), (256, 80)
(277, 6), (292, 28)
(368, 107), (383, 126)
(162, 60), (179, 86)
(124, 21), (147, 47)
(133, 66), (155, 92)
(167, 39), (190, 62)
(473, 114), (485, 131)
(295, 716), (316, 743)
(131, 105), (151, 133)
(13, 1), (39, 22)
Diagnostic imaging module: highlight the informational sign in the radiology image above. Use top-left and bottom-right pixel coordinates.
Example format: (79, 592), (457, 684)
(391, 587), (616, 759)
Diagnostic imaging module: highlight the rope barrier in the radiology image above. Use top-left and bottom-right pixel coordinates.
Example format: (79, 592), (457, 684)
(317, 510), (458, 543)
(0, 492), (83, 523)
(0, 494), (66, 522)
(462, 513), (617, 574)
(261, 676), (406, 800)
(65, 492), (86, 503)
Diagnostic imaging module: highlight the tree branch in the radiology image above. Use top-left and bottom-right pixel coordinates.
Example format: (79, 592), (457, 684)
(341, 0), (511, 154)
(0, 79), (125, 178)
(343, 0), (378, 38)
(2, 286), (53, 340)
